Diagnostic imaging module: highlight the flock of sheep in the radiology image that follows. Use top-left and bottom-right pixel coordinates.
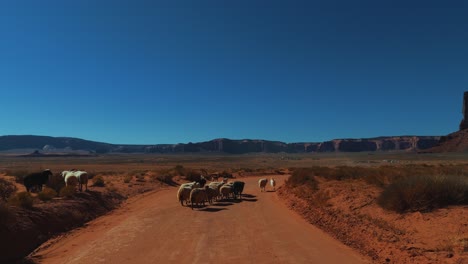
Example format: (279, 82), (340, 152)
(177, 177), (277, 210)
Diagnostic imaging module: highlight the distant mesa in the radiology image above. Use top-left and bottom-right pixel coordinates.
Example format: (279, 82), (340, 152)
(0, 135), (440, 155)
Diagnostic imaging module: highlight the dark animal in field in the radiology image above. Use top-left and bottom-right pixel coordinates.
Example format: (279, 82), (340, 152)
(195, 176), (207, 188)
(232, 181), (245, 199)
(23, 169), (52, 192)
(258, 178), (268, 192)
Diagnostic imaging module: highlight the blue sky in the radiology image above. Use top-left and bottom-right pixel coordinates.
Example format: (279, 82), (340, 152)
(0, 1), (467, 144)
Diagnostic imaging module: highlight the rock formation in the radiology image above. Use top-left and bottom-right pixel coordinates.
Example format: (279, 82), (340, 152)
(459, 91), (468, 130)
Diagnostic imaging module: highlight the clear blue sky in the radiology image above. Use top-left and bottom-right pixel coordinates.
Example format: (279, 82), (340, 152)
(1, 1), (467, 144)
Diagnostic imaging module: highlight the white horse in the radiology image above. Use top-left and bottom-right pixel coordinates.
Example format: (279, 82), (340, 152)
(270, 178), (276, 191)
(62, 170), (88, 191)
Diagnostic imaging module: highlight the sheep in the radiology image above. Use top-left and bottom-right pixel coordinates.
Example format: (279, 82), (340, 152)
(23, 169), (52, 192)
(270, 178), (276, 191)
(195, 176), (207, 187)
(61, 170), (89, 191)
(180, 182), (200, 189)
(258, 178), (268, 192)
(232, 181), (245, 199)
(190, 187), (208, 210)
(219, 185), (233, 200)
(208, 181), (224, 201)
(177, 186), (192, 206)
(205, 186), (219, 204)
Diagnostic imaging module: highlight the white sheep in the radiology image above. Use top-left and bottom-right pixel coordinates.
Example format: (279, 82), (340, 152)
(258, 178), (268, 192)
(270, 178), (276, 191)
(177, 186), (192, 206)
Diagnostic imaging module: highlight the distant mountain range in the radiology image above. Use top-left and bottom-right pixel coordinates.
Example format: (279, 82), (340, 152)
(0, 135), (441, 154)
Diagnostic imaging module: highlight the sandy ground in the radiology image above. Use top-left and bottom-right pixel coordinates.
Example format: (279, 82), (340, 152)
(30, 175), (369, 264)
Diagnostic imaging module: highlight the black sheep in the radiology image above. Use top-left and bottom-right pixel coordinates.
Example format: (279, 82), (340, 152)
(23, 169), (52, 192)
(232, 181), (245, 199)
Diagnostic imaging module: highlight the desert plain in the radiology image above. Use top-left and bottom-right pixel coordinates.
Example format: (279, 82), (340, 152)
(0, 152), (467, 264)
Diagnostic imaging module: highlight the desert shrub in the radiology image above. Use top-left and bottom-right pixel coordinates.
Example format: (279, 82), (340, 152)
(0, 178), (17, 201)
(38, 187), (57, 201)
(8, 191), (34, 209)
(156, 173), (175, 185)
(185, 170), (202, 182)
(59, 185), (76, 198)
(123, 174), (133, 183)
(47, 173), (66, 193)
(4, 169), (29, 183)
(93, 175), (105, 187)
(135, 174), (146, 182)
(173, 165), (185, 176)
(378, 175), (468, 213)
(106, 183), (117, 192)
(285, 168), (318, 191)
(219, 170), (233, 179)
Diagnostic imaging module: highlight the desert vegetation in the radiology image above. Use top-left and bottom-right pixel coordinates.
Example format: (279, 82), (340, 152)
(0, 152), (466, 263)
(285, 164), (468, 212)
(280, 163), (468, 263)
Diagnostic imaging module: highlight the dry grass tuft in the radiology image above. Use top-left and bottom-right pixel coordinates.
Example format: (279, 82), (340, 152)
(38, 187), (57, 201)
(377, 175), (468, 213)
(59, 185), (76, 198)
(92, 175), (105, 187)
(8, 191), (34, 209)
(0, 178), (17, 201)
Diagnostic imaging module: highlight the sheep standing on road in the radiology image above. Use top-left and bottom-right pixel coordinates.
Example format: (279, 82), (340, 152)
(177, 186), (192, 206)
(219, 185), (233, 200)
(258, 178), (268, 192)
(190, 186), (208, 210)
(270, 178), (276, 191)
(232, 181), (245, 199)
(205, 186), (219, 205)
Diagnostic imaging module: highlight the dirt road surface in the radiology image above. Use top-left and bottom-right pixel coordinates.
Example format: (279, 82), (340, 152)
(31, 175), (369, 264)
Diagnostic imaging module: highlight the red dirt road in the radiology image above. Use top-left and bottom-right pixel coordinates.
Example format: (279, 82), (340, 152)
(31, 175), (369, 264)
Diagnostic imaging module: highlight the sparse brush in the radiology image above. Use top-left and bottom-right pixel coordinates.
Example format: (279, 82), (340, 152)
(185, 170), (201, 182)
(123, 174), (133, 183)
(285, 168), (318, 191)
(0, 178), (17, 201)
(59, 185), (76, 198)
(219, 171), (233, 179)
(4, 169), (29, 183)
(173, 165), (185, 176)
(135, 174), (145, 182)
(93, 175), (105, 187)
(106, 184), (117, 192)
(38, 187), (57, 201)
(378, 174), (468, 213)
(156, 173), (174, 185)
(8, 191), (34, 209)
